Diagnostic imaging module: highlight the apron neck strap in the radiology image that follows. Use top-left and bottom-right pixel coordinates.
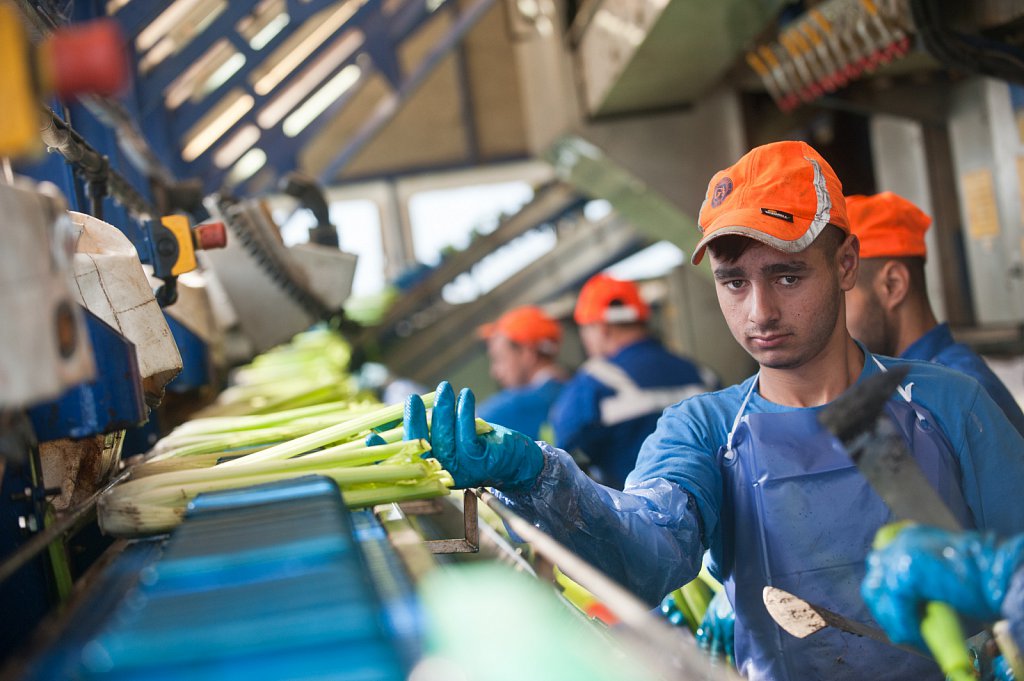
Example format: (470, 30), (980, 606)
(870, 354), (920, 414)
(727, 374), (760, 451)
(728, 355), (924, 452)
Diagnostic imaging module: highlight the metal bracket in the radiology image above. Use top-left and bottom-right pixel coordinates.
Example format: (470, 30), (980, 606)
(400, 489), (479, 554)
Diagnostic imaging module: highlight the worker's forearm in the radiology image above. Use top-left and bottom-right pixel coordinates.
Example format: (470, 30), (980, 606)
(496, 444), (704, 604)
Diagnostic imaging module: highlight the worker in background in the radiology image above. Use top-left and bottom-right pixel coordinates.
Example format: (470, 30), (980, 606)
(862, 525), (1024, 679)
(477, 306), (567, 440)
(845, 191), (1024, 436)
(548, 274), (718, 489)
(398, 140), (1024, 681)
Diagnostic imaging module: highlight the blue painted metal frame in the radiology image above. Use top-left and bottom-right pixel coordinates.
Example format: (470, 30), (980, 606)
(113, 2), (171, 41)
(13, 102), (156, 262)
(230, 0), (495, 192)
(62, 101), (156, 258)
(0, 459), (53, 664)
(163, 315), (211, 392)
(313, 0), (498, 185)
(138, 0), (328, 119)
(118, 0), (377, 188)
(27, 307), (147, 442)
(115, 0), (494, 193)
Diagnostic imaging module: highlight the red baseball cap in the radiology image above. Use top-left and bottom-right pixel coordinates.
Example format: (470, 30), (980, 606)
(692, 140), (850, 265)
(479, 306), (562, 349)
(574, 274), (650, 325)
(846, 192), (931, 260)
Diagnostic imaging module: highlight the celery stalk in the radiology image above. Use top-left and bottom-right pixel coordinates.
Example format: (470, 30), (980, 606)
(218, 393), (437, 467)
(122, 440), (430, 494)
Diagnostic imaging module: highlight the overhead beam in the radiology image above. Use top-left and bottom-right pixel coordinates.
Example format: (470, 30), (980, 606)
(358, 181), (585, 346)
(315, 0), (500, 183)
(384, 214), (645, 382)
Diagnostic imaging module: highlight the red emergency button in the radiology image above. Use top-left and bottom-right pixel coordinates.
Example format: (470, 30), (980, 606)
(192, 222), (227, 250)
(45, 19), (129, 99)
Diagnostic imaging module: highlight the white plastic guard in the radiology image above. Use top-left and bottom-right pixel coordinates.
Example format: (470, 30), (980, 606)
(0, 180), (94, 408)
(68, 211), (182, 396)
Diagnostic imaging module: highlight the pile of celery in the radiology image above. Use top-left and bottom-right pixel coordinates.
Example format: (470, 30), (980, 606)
(99, 330), (461, 538)
(198, 327), (360, 417)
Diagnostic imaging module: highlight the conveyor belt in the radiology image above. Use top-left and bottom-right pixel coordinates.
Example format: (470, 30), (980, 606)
(19, 476), (419, 681)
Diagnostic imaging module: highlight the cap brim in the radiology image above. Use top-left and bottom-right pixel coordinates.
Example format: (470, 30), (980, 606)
(690, 208), (834, 265)
(477, 322), (497, 339)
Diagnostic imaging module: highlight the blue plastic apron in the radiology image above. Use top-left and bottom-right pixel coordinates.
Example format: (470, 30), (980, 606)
(715, 359), (975, 681)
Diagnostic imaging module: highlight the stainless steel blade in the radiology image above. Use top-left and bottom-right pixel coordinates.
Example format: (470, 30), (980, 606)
(763, 586), (928, 657)
(817, 369), (962, 531)
(845, 417), (962, 531)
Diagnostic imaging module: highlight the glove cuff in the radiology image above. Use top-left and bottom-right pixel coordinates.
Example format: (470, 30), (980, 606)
(503, 441), (547, 492)
(1001, 566), (1024, 650)
(991, 535), (1024, 615)
(998, 536), (1024, 619)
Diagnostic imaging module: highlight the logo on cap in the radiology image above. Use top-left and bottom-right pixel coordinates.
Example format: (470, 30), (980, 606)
(711, 177), (733, 208)
(760, 207), (794, 222)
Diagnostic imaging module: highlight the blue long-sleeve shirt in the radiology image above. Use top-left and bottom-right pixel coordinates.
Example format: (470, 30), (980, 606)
(501, 346), (1024, 605)
(901, 322), (1024, 438)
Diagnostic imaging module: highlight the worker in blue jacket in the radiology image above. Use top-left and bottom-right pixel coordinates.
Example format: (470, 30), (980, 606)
(477, 306), (567, 440)
(845, 191), (1024, 437)
(399, 141), (1024, 681)
(549, 273), (718, 489)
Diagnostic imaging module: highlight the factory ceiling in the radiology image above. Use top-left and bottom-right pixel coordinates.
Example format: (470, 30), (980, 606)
(112, 0), (530, 194)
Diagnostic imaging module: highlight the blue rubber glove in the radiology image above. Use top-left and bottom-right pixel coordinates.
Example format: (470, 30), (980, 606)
(861, 526), (1024, 650)
(696, 590), (735, 664)
(365, 418), (401, 446)
(365, 432), (387, 446)
(404, 382), (544, 491)
(994, 655), (1016, 681)
(658, 593), (688, 629)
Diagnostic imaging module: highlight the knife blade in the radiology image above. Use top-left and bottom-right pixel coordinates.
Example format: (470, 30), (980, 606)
(762, 585), (920, 651)
(818, 368), (961, 531)
(818, 367), (974, 681)
(763, 585), (997, 664)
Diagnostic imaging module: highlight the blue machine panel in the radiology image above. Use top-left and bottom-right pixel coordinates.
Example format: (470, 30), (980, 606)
(27, 306), (147, 441)
(163, 314), (210, 393)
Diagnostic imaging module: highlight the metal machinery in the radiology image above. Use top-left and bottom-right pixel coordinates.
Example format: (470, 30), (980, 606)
(0, 0), (357, 669)
(2, 0), (1024, 680)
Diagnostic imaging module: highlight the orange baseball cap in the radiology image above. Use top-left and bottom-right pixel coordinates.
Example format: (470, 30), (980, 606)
(574, 274), (650, 325)
(846, 192), (931, 260)
(692, 140), (850, 265)
(479, 306), (562, 349)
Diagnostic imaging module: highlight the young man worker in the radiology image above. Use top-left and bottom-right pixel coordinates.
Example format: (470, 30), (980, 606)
(844, 191), (1024, 436)
(477, 306), (567, 440)
(398, 141), (1024, 680)
(549, 274), (718, 489)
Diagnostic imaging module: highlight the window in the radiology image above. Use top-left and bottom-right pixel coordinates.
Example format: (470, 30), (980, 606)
(408, 181), (545, 303)
(408, 181), (534, 265)
(277, 198), (384, 297)
(605, 241), (684, 280)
